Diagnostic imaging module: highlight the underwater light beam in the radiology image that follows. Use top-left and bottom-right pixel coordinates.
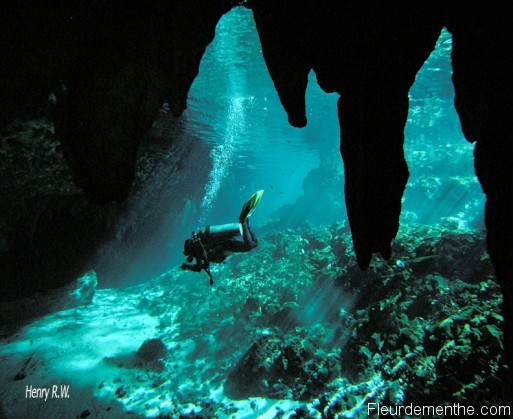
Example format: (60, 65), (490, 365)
(199, 96), (246, 224)
(198, 11), (254, 224)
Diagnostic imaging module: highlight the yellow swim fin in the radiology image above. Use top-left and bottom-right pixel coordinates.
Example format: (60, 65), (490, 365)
(239, 190), (264, 221)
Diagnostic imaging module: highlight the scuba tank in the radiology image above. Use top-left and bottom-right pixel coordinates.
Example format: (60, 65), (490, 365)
(200, 223), (242, 242)
(191, 223), (241, 286)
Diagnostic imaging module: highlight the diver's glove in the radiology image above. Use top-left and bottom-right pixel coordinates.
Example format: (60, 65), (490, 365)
(205, 268), (214, 286)
(180, 263), (188, 271)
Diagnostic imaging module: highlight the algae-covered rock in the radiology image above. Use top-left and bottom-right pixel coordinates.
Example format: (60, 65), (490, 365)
(137, 338), (167, 362)
(225, 334), (339, 401)
(2, 219), (509, 418)
(69, 270), (98, 306)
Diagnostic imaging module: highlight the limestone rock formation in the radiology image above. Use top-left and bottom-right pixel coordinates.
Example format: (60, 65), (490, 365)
(225, 335), (339, 400)
(245, 0), (513, 368)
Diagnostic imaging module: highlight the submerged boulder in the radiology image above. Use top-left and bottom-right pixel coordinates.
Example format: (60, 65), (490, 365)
(137, 338), (167, 362)
(225, 334), (339, 400)
(69, 270), (98, 306)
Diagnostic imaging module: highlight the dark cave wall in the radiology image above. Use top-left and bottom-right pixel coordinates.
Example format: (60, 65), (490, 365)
(1, 0), (233, 204)
(53, 1), (233, 204)
(447, 1), (513, 367)
(0, 111), (212, 300)
(0, 1), (231, 298)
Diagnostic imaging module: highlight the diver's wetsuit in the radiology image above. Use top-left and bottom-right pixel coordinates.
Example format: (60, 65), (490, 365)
(221, 218), (258, 254)
(181, 218), (258, 282)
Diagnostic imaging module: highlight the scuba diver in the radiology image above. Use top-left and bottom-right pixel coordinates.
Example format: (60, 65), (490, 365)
(181, 190), (263, 285)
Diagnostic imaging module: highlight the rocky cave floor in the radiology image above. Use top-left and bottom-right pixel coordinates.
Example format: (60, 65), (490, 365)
(0, 221), (510, 418)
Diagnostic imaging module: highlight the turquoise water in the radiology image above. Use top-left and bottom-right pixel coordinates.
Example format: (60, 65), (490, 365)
(185, 8), (338, 223)
(0, 7), (499, 419)
(94, 7), (484, 288)
(180, 8), (482, 229)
